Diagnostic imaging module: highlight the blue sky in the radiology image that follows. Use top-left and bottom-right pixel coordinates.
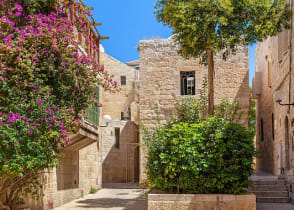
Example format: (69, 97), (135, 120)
(85, 0), (256, 85)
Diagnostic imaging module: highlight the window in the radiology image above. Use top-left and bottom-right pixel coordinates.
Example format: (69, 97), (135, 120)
(180, 71), (195, 95)
(121, 76), (126, 86)
(115, 127), (120, 149)
(272, 113), (275, 141)
(260, 118), (264, 142)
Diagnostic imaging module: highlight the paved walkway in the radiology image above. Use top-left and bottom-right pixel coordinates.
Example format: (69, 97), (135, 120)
(54, 183), (148, 210)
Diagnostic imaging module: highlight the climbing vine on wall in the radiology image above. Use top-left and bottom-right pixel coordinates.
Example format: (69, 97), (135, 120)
(0, 0), (117, 209)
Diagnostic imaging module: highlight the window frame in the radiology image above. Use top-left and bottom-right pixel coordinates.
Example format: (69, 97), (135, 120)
(180, 71), (196, 96)
(121, 76), (126, 86)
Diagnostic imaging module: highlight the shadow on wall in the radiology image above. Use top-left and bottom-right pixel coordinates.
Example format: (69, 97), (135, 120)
(233, 71), (251, 127)
(102, 122), (139, 183)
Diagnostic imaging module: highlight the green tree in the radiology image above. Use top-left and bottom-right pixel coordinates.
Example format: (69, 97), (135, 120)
(155, 0), (292, 114)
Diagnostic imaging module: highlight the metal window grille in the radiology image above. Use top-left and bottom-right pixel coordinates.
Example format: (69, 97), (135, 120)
(180, 71), (195, 95)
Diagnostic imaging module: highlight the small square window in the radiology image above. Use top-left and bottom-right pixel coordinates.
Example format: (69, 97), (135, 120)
(121, 76), (126, 86)
(180, 71), (195, 95)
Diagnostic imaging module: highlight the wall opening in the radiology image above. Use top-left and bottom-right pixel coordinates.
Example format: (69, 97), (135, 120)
(115, 127), (120, 149)
(180, 71), (195, 95)
(121, 76), (126, 86)
(56, 150), (79, 190)
(260, 118), (264, 142)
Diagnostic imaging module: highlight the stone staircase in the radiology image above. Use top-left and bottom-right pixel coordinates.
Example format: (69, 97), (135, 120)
(249, 172), (290, 203)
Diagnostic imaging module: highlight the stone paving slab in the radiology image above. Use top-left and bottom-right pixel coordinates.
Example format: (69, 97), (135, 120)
(257, 203), (294, 210)
(53, 184), (148, 210)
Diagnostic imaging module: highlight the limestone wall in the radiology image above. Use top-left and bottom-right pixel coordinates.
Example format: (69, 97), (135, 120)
(138, 37), (250, 182)
(100, 52), (138, 121)
(254, 2), (294, 177)
(27, 142), (100, 210)
(253, 0), (294, 201)
(102, 121), (139, 183)
(148, 193), (256, 210)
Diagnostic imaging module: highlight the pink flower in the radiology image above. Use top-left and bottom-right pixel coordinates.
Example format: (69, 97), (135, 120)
(38, 97), (44, 105)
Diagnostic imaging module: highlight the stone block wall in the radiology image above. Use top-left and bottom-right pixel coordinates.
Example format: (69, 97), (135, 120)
(254, 6), (294, 177)
(253, 0), (294, 201)
(100, 52), (138, 121)
(138, 37), (250, 182)
(102, 120), (139, 183)
(26, 141), (100, 210)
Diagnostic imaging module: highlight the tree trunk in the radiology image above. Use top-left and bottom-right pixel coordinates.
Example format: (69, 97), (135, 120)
(206, 49), (214, 115)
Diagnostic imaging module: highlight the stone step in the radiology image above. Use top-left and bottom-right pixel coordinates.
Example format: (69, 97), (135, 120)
(253, 180), (286, 185)
(249, 184), (287, 191)
(252, 191), (289, 197)
(257, 197), (290, 203)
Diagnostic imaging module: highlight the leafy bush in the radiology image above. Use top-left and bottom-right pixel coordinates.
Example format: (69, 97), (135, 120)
(145, 116), (255, 194)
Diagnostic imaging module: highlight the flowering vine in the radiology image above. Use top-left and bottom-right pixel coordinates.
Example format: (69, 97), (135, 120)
(0, 0), (118, 209)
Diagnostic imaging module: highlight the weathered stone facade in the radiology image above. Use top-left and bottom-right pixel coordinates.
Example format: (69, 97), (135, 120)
(101, 120), (139, 183)
(138, 37), (250, 182)
(27, 134), (101, 210)
(148, 193), (256, 210)
(253, 0), (294, 202)
(100, 50), (140, 183)
(100, 52), (139, 121)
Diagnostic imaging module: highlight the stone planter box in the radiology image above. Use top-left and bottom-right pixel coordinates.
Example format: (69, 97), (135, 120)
(148, 193), (256, 210)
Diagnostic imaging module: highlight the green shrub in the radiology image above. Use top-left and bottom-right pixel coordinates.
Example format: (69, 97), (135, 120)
(89, 187), (99, 194)
(145, 116), (255, 194)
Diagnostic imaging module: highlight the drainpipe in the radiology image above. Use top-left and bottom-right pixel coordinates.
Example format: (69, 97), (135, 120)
(289, 0), (293, 113)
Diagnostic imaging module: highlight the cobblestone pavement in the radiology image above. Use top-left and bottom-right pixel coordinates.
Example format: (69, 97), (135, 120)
(257, 203), (294, 210)
(54, 183), (148, 210)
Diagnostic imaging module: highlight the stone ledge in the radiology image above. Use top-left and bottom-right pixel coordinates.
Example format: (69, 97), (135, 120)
(148, 193), (256, 210)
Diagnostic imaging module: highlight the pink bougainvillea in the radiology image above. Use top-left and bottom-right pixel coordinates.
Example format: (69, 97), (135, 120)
(0, 1), (118, 208)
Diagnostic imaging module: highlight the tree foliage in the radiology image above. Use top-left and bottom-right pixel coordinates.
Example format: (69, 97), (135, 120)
(155, 0), (291, 62)
(155, 0), (292, 114)
(0, 0), (117, 209)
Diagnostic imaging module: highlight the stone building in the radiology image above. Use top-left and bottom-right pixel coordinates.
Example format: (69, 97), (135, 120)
(252, 0), (294, 201)
(138, 37), (250, 182)
(99, 49), (140, 183)
(26, 4), (104, 210)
